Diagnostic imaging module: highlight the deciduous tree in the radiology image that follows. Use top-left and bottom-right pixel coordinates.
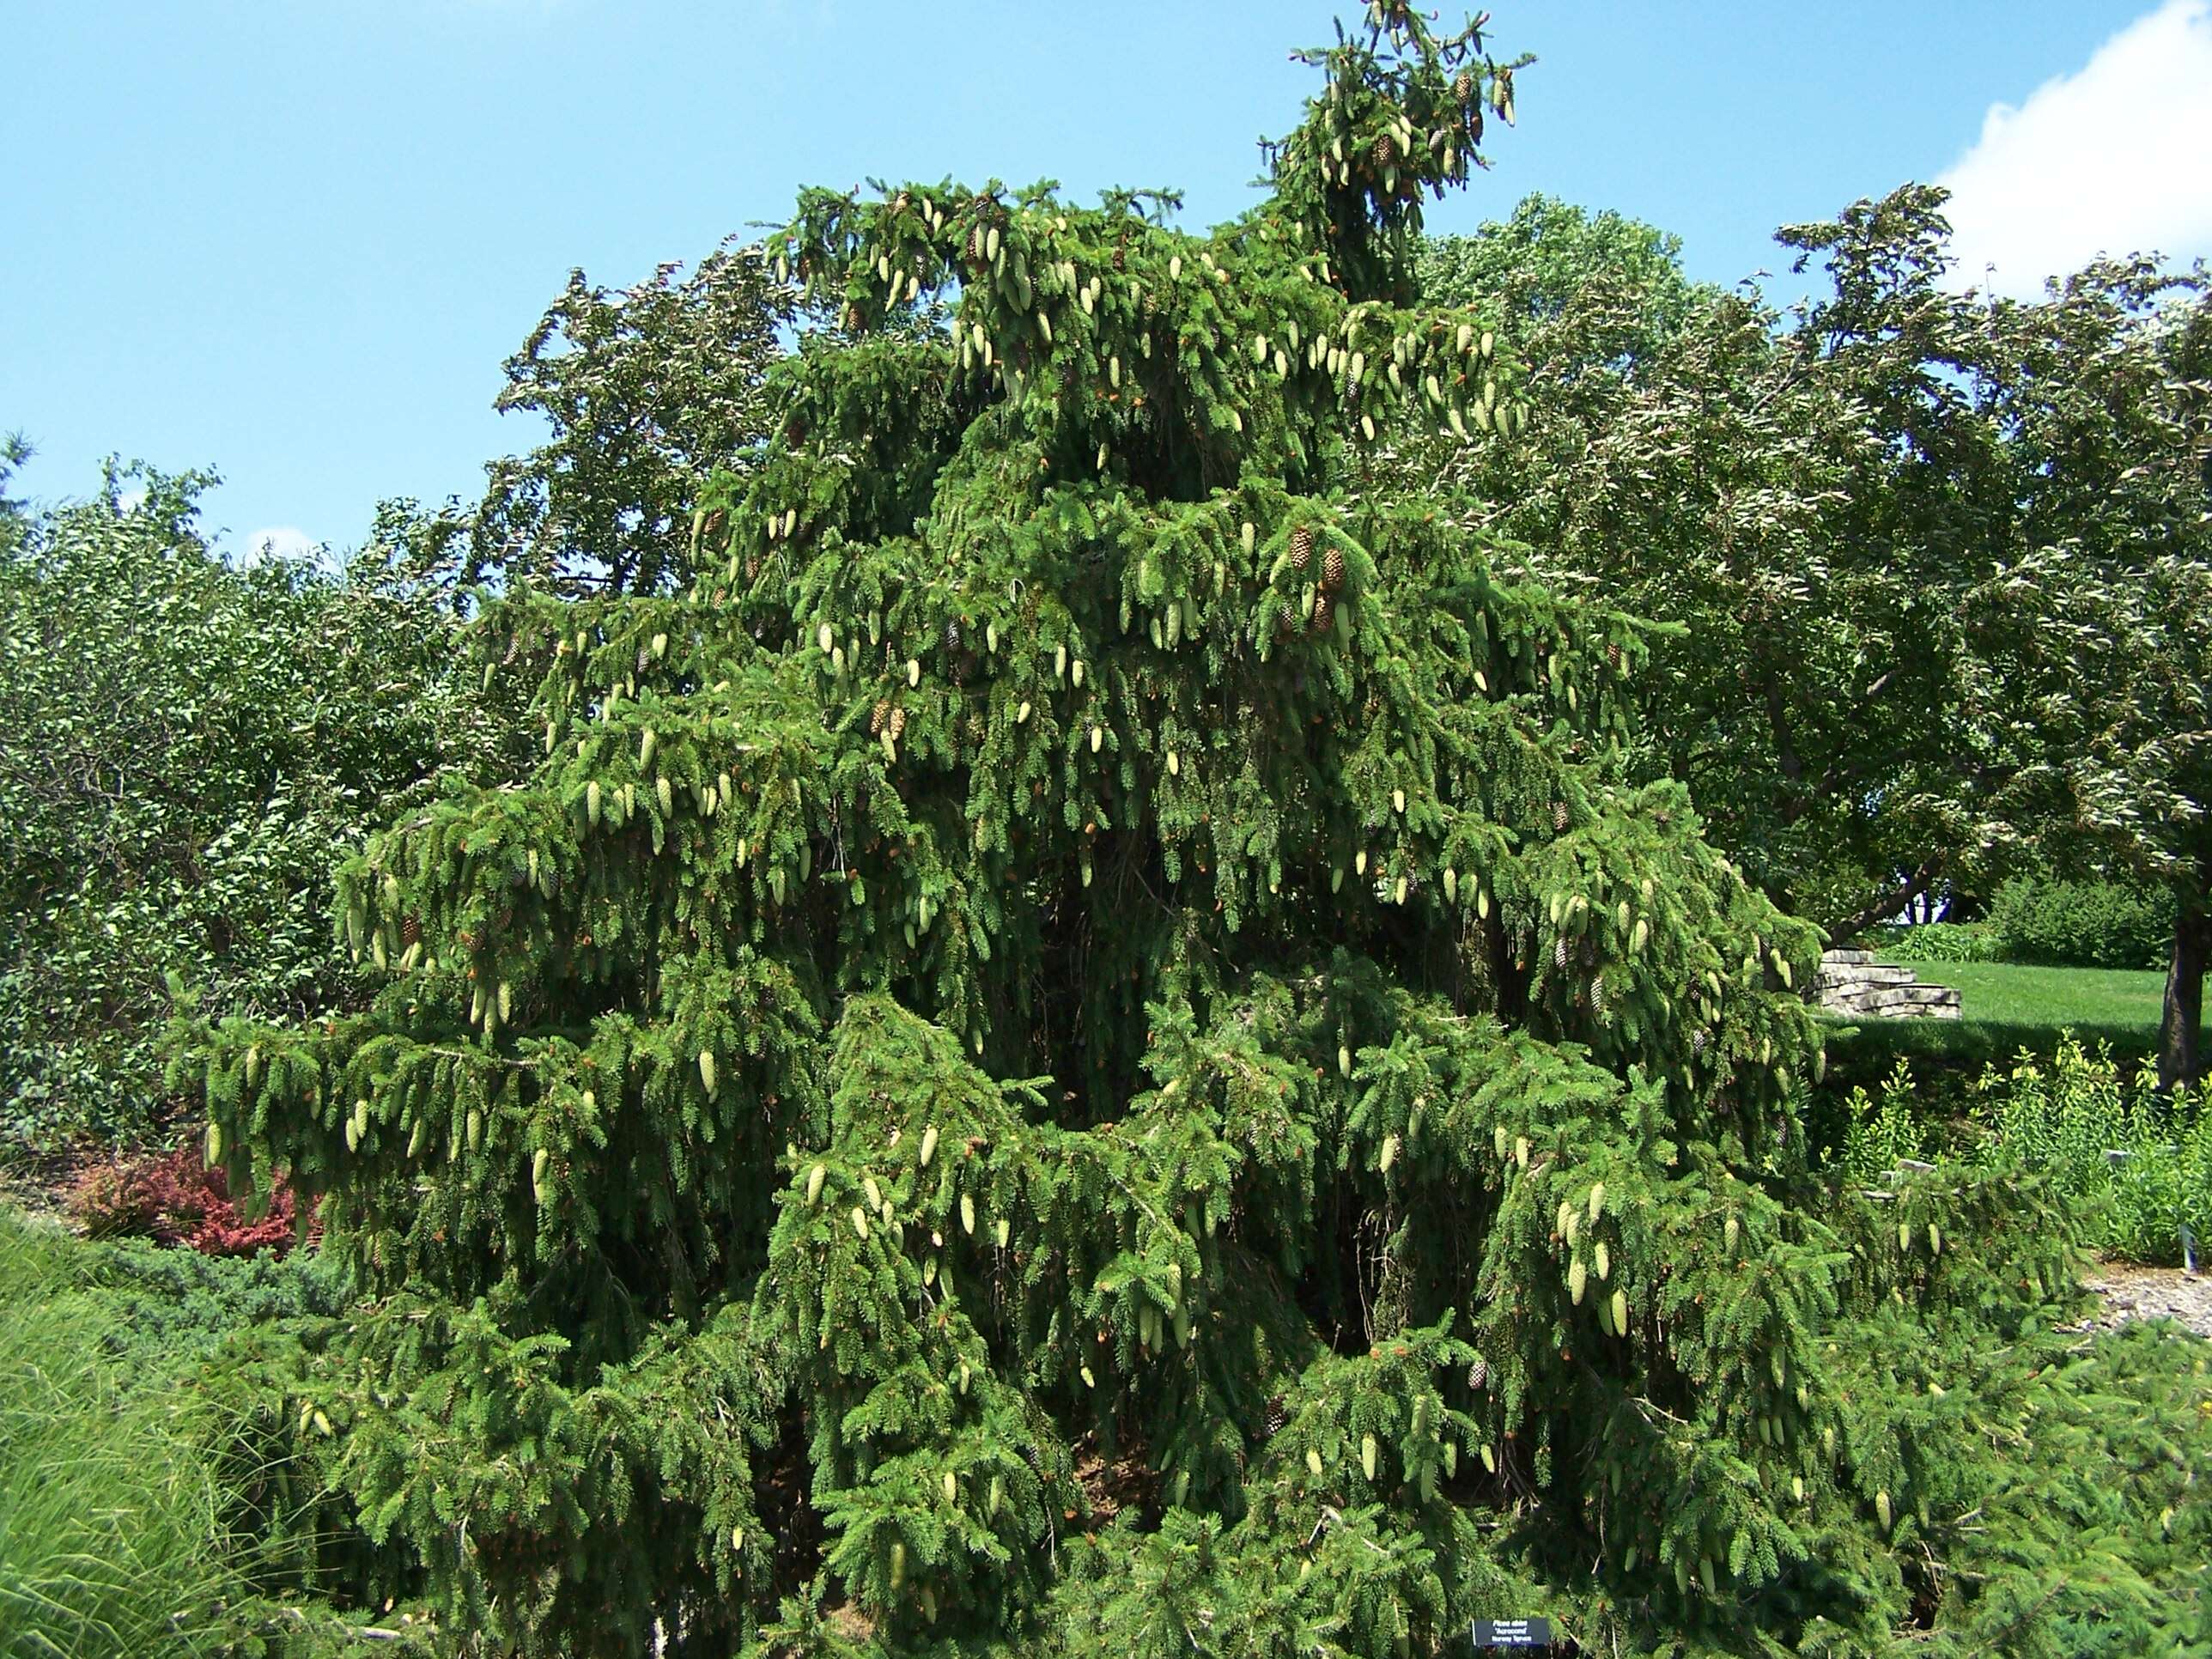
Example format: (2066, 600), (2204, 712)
(0, 466), (511, 1146)
(381, 240), (795, 599)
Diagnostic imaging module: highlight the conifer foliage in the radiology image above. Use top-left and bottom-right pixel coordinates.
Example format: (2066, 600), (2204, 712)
(173, 8), (2202, 1655)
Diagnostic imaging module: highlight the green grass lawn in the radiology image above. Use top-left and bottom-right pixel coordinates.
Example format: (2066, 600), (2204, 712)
(1903, 960), (2166, 1033)
(1821, 959), (2169, 1088)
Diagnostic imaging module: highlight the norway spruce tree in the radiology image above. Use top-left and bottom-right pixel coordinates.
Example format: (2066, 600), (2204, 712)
(174, 8), (2195, 1656)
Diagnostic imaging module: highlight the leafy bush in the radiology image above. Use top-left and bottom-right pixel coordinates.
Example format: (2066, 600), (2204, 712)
(1988, 875), (2174, 970)
(67, 1143), (313, 1256)
(1971, 1037), (2212, 1266)
(1874, 921), (2002, 963)
(1837, 1060), (1938, 1188)
(0, 469), (516, 1152)
(80, 1232), (350, 1364)
(1836, 1037), (2211, 1265)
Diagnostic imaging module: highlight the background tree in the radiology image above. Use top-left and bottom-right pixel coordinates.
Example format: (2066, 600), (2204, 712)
(1415, 192), (1709, 378)
(0, 433), (31, 556)
(1416, 191), (2212, 1080)
(169, 10), (2203, 1657)
(0, 466), (514, 1150)
(1972, 258), (2212, 1085)
(381, 239), (796, 599)
(1411, 187), (2170, 945)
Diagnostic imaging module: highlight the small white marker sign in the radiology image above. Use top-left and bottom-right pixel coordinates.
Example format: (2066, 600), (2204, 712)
(1472, 1615), (1552, 1648)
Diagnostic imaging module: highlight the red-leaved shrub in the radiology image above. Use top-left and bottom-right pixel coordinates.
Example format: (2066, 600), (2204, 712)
(67, 1144), (313, 1256)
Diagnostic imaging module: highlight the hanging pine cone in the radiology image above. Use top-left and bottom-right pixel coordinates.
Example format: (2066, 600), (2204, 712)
(1370, 133), (1395, 168)
(945, 617), (963, 654)
(1553, 799), (1569, 830)
(871, 700), (889, 735)
(1290, 525), (1315, 572)
(1277, 599), (1298, 638)
(1454, 69), (1475, 104)
(1553, 935), (1568, 969)
(964, 224), (981, 264)
(1310, 594), (1334, 636)
(1468, 1354), (1489, 1389)
(1692, 1027), (1708, 1054)
(1607, 640), (1623, 668)
(1265, 1396), (1287, 1437)
(888, 707), (908, 739)
(1591, 975), (1607, 1017)
(400, 915), (421, 948)
(1321, 546), (1346, 593)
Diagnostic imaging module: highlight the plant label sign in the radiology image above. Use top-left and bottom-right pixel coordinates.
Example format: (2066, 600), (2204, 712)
(1473, 1616), (1552, 1647)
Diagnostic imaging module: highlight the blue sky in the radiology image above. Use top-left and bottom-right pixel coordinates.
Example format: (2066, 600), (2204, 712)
(6, 1), (2209, 562)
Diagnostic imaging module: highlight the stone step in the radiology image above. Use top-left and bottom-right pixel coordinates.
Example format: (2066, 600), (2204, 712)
(1826, 994), (1961, 1018)
(1826, 1002), (1962, 1022)
(1814, 948), (1960, 1021)
(1815, 963), (1917, 988)
(1831, 978), (1959, 1000)
(1829, 984), (1960, 1013)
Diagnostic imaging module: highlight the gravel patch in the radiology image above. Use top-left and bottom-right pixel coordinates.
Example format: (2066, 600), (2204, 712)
(2079, 1261), (2212, 1341)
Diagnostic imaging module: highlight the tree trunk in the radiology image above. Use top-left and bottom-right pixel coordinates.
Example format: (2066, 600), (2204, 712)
(1485, 908), (1529, 1026)
(1762, 665), (1808, 826)
(2158, 892), (2208, 1092)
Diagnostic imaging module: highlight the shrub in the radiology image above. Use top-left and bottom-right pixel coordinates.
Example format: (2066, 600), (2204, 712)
(67, 1143), (313, 1256)
(1838, 1038), (2212, 1266)
(1837, 1060), (1937, 1188)
(1988, 875), (2174, 970)
(1874, 921), (2002, 963)
(1971, 1036), (2212, 1266)
(0, 470), (516, 1153)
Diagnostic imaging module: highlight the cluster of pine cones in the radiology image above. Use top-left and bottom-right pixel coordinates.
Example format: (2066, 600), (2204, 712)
(1452, 69), (1485, 143)
(1275, 526), (1349, 637)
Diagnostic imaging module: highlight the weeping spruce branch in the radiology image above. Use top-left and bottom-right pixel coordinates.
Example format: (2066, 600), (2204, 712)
(166, 8), (2205, 1656)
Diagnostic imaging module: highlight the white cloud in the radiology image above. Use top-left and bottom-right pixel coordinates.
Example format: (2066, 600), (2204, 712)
(240, 526), (322, 566)
(1936, 0), (2212, 295)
